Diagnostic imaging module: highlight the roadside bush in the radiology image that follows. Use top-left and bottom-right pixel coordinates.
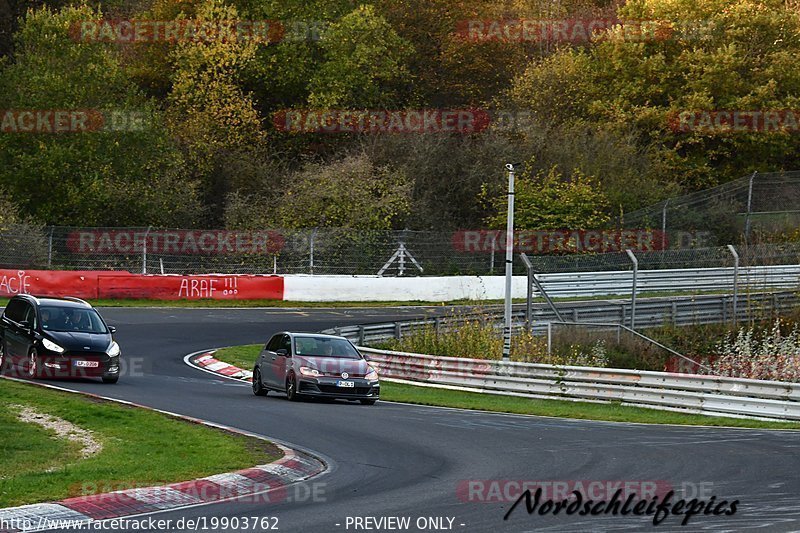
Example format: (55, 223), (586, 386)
(381, 313), (609, 367)
(704, 320), (800, 382)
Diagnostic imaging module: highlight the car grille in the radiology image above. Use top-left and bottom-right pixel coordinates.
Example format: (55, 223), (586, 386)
(317, 385), (373, 395)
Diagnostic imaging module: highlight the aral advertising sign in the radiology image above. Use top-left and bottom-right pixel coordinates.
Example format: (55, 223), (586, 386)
(452, 230), (667, 254)
(67, 230), (285, 255)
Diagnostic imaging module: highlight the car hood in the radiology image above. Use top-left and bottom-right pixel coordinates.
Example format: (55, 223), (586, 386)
(45, 331), (111, 353)
(296, 356), (370, 377)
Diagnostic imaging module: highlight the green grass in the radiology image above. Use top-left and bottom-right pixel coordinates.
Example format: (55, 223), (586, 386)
(0, 408), (82, 483)
(380, 382), (800, 429)
(214, 344), (263, 370)
(0, 379), (281, 507)
(213, 344), (800, 429)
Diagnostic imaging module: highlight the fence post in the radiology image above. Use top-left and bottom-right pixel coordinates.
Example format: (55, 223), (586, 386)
(744, 171), (757, 245)
(142, 226), (152, 274)
(727, 244), (739, 324)
(46, 226), (54, 269)
(490, 236), (496, 274)
(309, 228), (317, 275)
(625, 249), (638, 329)
(661, 199), (669, 250)
(546, 322), (552, 356)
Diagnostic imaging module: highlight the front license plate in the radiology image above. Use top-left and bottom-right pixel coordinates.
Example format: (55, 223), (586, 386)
(74, 360), (99, 368)
(336, 380), (354, 388)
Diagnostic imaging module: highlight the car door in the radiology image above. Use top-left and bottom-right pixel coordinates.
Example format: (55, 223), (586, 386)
(2, 299), (28, 368)
(260, 334), (282, 388)
(269, 334), (292, 389)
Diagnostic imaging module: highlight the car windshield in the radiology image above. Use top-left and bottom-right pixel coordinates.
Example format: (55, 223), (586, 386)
(40, 306), (107, 334)
(294, 336), (361, 359)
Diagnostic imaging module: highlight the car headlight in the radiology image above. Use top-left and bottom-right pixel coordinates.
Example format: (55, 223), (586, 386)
(42, 338), (65, 354)
(107, 341), (120, 357)
(299, 366), (321, 377)
(365, 367), (379, 381)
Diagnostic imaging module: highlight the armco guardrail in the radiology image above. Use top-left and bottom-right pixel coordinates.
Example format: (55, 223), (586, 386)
(360, 348), (800, 421)
(535, 265), (800, 298)
(323, 291), (800, 345)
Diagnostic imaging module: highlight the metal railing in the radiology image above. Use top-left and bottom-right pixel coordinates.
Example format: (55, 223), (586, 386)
(360, 348), (800, 421)
(533, 265), (800, 299)
(322, 291), (800, 346)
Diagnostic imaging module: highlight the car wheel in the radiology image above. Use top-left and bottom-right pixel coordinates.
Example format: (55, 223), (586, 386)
(286, 374), (300, 402)
(27, 349), (39, 379)
(252, 368), (268, 396)
(102, 375), (119, 384)
(360, 399), (377, 406)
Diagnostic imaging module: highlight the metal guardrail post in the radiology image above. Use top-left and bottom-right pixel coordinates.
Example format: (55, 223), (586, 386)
(394, 322), (401, 340)
(546, 322), (552, 355)
(728, 244), (739, 323)
(358, 325), (365, 345)
(625, 249), (638, 329)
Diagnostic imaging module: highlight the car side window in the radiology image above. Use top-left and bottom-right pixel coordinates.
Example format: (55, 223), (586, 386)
(3, 299), (24, 322)
(280, 335), (292, 355)
(21, 304), (36, 328)
(266, 334), (282, 351)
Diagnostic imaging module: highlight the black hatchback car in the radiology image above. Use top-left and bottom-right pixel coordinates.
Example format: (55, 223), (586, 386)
(0, 295), (121, 383)
(252, 332), (379, 405)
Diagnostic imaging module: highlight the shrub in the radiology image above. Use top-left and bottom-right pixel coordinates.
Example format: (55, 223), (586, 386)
(705, 320), (800, 382)
(381, 313), (609, 368)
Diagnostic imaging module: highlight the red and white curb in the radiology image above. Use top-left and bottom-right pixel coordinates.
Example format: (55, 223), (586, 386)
(192, 352), (252, 381)
(0, 377), (325, 533)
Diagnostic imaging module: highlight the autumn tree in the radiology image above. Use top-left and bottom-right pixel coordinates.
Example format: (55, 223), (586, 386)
(0, 5), (199, 226)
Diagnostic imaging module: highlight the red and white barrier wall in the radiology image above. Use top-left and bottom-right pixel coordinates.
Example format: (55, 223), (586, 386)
(0, 269), (283, 301)
(0, 269), (527, 302)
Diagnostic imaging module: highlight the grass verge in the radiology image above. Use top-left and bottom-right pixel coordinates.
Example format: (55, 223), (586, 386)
(213, 344), (800, 430)
(214, 344), (262, 370)
(0, 379), (281, 507)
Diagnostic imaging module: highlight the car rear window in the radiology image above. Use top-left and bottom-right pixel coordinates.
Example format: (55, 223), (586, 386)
(294, 336), (361, 359)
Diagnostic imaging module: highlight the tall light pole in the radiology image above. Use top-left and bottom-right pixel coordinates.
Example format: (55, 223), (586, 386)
(502, 163), (516, 361)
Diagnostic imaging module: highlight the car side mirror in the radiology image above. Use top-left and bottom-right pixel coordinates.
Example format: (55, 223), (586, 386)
(20, 320), (34, 332)
(275, 348), (288, 357)
(108, 326), (117, 334)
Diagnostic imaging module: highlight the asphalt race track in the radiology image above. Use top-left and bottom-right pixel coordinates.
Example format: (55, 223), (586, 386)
(17, 306), (800, 532)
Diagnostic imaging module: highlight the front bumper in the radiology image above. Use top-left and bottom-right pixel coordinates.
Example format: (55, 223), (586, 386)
(39, 351), (120, 379)
(297, 376), (380, 400)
